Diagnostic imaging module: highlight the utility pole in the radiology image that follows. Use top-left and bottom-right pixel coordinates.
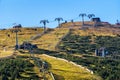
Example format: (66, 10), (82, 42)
(11, 24), (21, 50)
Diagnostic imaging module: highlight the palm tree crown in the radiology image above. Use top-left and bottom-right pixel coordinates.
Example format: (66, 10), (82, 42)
(88, 14), (95, 20)
(40, 20), (49, 32)
(88, 14), (96, 27)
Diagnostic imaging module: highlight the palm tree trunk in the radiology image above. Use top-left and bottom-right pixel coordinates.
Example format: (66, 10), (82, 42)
(15, 32), (18, 50)
(82, 16), (84, 26)
(58, 21), (60, 28)
(44, 24), (46, 33)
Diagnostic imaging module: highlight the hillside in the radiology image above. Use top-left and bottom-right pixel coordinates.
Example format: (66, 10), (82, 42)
(31, 28), (70, 51)
(60, 21), (112, 29)
(0, 27), (99, 80)
(0, 23), (120, 80)
(61, 21), (94, 28)
(0, 28), (43, 58)
(39, 54), (101, 80)
(0, 28), (43, 50)
(56, 23), (120, 80)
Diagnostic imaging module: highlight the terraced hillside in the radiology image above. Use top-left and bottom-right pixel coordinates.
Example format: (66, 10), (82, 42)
(1, 26), (120, 80)
(61, 20), (113, 29)
(72, 27), (120, 36)
(0, 28), (43, 57)
(57, 27), (120, 80)
(28, 28), (102, 80)
(31, 28), (70, 51)
(0, 28), (43, 48)
(0, 56), (40, 80)
(58, 27), (120, 54)
(61, 21), (94, 28)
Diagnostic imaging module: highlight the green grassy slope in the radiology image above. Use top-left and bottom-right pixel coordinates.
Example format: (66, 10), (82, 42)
(39, 54), (101, 80)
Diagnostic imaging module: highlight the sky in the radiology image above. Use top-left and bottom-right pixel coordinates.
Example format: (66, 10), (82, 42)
(0, 0), (119, 28)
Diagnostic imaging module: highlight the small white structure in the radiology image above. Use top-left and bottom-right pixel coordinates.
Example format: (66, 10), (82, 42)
(95, 47), (107, 57)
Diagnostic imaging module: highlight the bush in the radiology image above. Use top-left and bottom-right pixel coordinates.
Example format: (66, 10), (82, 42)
(0, 57), (39, 80)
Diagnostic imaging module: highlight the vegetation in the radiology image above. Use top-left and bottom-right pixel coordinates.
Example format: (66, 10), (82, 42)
(49, 53), (120, 80)
(79, 13), (87, 25)
(1, 26), (120, 80)
(0, 28), (43, 50)
(58, 34), (93, 54)
(40, 20), (49, 32)
(0, 56), (39, 80)
(88, 14), (95, 20)
(39, 54), (100, 80)
(58, 29), (120, 56)
(32, 28), (69, 51)
(55, 18), (63, 27)
(56, 29), (120, 80)
(0, 51), (13, 58)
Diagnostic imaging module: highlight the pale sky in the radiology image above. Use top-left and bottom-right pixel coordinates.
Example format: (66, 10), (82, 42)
(0, 0), (119, 28)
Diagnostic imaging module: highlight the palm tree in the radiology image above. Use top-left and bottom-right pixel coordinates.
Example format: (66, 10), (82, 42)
(55, 17), (63, 28)
(88, 14), (96, 27)
(79, 13), (87, 25)
(40, 20), (49, 33)
(88, 14), (95, 21)
(88, 14), (95, 27)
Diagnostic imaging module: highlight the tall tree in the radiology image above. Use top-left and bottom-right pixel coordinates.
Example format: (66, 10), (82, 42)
(88, 14), (95, 21)
(79, 13), (87, 25)
(55, 17), (63, 28)
(40, 20), (49, 33)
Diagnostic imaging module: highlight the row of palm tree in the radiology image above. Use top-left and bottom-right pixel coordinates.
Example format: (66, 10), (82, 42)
(40, 17), (63, 32)
(79, 13), (95, 25)
(40, 13), (95, 31)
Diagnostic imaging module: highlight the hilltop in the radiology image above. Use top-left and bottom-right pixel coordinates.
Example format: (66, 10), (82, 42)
(62, 20), (120, 28)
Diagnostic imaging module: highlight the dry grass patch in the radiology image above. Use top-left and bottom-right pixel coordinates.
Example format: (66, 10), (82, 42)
(0, 28), (43, 49)
(0, 50), (13, 58)
(32, 28), (69, 51)
(71, 27), (120, 36)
